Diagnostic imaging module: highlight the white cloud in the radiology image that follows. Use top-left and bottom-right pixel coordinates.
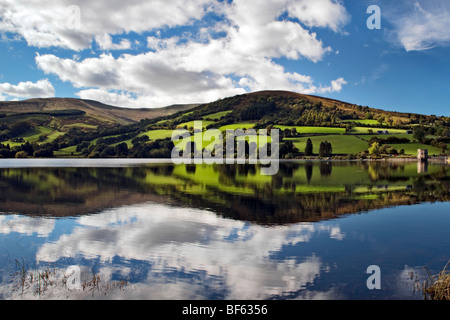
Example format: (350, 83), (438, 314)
(36, 42), (346, 108)
(287, 0), (350, 32)
(383, 0), (450, 51)
(0, 0), (215, 51)
(317, 77), (347, 94)
(221, 0), (341, 62)
(94, 34), (131, 51)
(0, 79), (55, 99)
(13, 0), (351, 107)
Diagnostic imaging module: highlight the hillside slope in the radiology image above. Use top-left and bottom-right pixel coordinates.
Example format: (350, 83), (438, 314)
(0, 98), (199, 125)
(158, 90), (444, 130)
(0, 91), (449, 159)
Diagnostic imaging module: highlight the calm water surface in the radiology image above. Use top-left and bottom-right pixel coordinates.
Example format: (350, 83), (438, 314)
(0, 159), (449, 299)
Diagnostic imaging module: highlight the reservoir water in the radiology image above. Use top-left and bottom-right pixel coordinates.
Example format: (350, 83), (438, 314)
(0, 160), (449, 299)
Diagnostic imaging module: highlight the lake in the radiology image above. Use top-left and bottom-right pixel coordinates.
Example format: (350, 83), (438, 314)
(0, 159), (449, 300)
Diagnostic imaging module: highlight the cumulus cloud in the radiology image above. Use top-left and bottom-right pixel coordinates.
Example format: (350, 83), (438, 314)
(287, 0), (350, 32)
(317, 77), (347, 94)
(3, 0), (350, 107)
(0, 0), (215, 50)
(0, 79), (55, 99)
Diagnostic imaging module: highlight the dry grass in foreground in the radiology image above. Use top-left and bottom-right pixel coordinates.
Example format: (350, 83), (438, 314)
(9, 259), (129, 299)
(420, 262), (450, 300)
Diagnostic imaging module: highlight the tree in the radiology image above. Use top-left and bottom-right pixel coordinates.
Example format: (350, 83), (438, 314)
(15, 151), (28, 158)
(345, 123), (355, 133)
(442, 128), (450, 138)
(413, 126), (426, 143)
(368, 142), (380, 156)
(319, 141), (332, 157)
(305, 138), (313, 156)
(114, 142), (129, 157)
(33, 148), (53, 158)
(10, 121), (31, 136)
(284, 128), (291, 137)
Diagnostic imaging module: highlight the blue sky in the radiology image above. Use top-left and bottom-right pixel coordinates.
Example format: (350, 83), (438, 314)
(0, 0), (449, 116)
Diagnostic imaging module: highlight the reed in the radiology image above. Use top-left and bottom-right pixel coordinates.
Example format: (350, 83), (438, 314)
(11, 261), (129, 299)
(421, 261), (450, 300)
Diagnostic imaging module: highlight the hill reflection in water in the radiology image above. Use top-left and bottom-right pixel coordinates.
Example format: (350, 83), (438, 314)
(0, 160), (448, 224)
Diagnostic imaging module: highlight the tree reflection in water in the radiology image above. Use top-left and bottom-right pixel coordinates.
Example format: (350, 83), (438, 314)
(0, 161), (448, 224)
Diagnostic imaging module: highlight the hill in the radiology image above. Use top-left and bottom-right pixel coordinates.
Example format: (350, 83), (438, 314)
(155, 90), (447, 130)
(0, 98), (199, 125)
(0, 91), (449, 159)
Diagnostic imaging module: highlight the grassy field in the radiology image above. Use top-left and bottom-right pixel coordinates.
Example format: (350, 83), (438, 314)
(3, 126), (54, 147)
(46, 131), (65, 142)
(202, 110), (233, 120)
(141, 129), (174, 141)
(53, 145), (77, 156)
(177, 120), (216, 129)
(389, 143), (444, 156)
(111, 129), (175, 147)
(351, 127), (408, 134)
(285, 135), (369, 155)
(275, 125), (345, 134)
(219, 123), (256, 131)
(340, 119), (383, 125)
(356, 134), (413, 142)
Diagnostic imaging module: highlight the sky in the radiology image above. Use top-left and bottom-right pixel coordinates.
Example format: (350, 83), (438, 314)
(0, 0), (449, 116)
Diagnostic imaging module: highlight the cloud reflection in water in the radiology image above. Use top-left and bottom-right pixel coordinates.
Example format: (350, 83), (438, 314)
(33, 202), (345, 299)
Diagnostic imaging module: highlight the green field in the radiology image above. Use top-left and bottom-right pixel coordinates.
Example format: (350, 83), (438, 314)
(219, 123), (256, 131)
(141, 129), (174, 141)
(285, 134), (445, 156)
(275, 125), (345, 134)
(340, 119), (383, 125)
(285, 135), (369, 155)
(177, 120), (216, 129)
(4, 126), (54, 147)
(46, 131), (65, 142)
(356, 134), (413, 142)
(202, 110), (233, 120)
(53, 145), (77, 156)
(351, 127), (408, 134)
(389, 143), (444, 156)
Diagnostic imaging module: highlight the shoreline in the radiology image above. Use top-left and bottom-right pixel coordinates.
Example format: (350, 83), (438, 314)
(0, 156), (448, 167)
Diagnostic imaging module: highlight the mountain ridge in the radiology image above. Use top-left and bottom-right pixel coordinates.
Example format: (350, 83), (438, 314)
(1, 91), (446, 123)
(0, 97), (200, 124)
